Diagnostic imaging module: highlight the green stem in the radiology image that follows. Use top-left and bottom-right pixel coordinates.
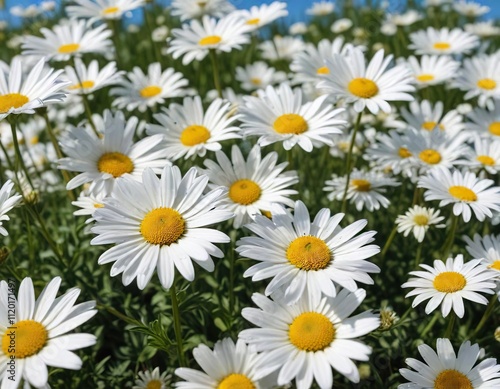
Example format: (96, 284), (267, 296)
(471, 295), (497, 339)
(209, 49), (223, 98)
(81, 93), (100, 137)
(97, 304), (143, 327)
(413, 242), (423, 269)
(8, 117), (36, 192)
(442, 214), (459, 259)
(108, 20), (124, 68)
(444, 312), (456, 338)
(421, 311), (440, 338)
(380, 225), (398, 261)
(144, 5), (162, 64)
(170, 282), (186, 367)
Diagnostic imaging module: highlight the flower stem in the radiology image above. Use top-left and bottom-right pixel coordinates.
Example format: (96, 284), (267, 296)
(413, 242), (423, 269)
(444, 312), (456, 338)
(8, 116), (36, 192)
(209, 49), (223, 98)
(421, 310), (440, 338)
(471, 294), (497, 339)
(170, 282), (186, 367)
(380, 224), (397, 261)
(442, 214), (459, 259)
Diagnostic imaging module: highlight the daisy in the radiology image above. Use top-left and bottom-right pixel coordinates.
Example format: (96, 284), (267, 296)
(72, 190), (107, 224)
(0, 276), (97, 388)
(289, 22), (308, 35)
(167, 14), (252, 65)
(110, 62), (188, 112)
(402, 254), (496, 318)
(395, 205), (445, 243)
(200, 144), (298, 228)
(259, 36), (306, 62)
(408, 27), (479, 55)
(235, 1), (288, 31)
(235, 61), (286, 92)
(467, 105), (500, 140)
(91, 166), (233, 289)
(306, 1), (335, 16)
(331, 18), (353, 34)
(318, 48), (415, 114)
(0, 57), (68, 121)
(465, 21), (500, 38)
(146, 96), (241, 161)
(239, 83), (346, 152)
(66, 0), (145, 22)
(175, 338), (274, 388)
(239, 289), (380, 388)
(170, 0), (235, 21)
(385, 10), (422, 26)
(237, 200), (380, 305)
(324, 169), (400, 212)
(453, 0), (490, 17)
(464, 233), (500, 273)
(58, 110), (170, 196)
(133, 367), (169, 389)
(460, 137), (500, 174)
(0, 180), (22, 236)
(22, 19), (113, 61)
(406, 55), (460, 88)
(399, 338), (500, 389)
(64, 58), (124, 95)
(418, 167), (500, 222)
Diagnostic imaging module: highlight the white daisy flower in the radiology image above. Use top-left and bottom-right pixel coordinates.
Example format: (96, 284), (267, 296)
(64, 58), (124, 95)
(66, 0), (145, 22)
(465, 21), (500, 38)
(402, 254), (497, 318)
(235, 61), (286, 91)
(453, 0), (490, 17)
(259, 35), (306, 62)
(58, 110), (170, 196)
(395, 205), (445, 243)
(147, 96), (240, 161)
(467, 105), (500, 140)
(364, 130), (414, 176)
(306, 1), (335, 16)
(170, 0), (235, 21)
(91, 166), (233, 289)
(0, 57), (69, 121)
(318, 48), (415, 114)
(464, 233), (500, 273)
(324, 169), (400, 212)
(289, 22), (308, 35)
(385, 10), (422, 26)
(167, 14), (251, 65)
(406, 55), (460, 87)
(408, 27), (479, 55)
(72, 190), (107, 224)
(460, 136), (500, 174)
(239, 289), (380, 388)
(237, 200), (380, 305)
(240, 83), (346, 152)
(0, 277), (97, 388)
(200, 144), (298, 229)
(175, 338), (274, 388)
(22, 19), (113, 61)
(331, 18), (353, 34)
(133, 367), (169, 389)
(418, 167), (500, 222)
(110, 62), (188, 112)
(235, 1), (288, 31)
(399, 338), (500, 389)
(0, 180), (22, 236)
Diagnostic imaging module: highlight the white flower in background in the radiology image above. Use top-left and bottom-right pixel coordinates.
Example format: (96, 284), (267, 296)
(133, 367), (169, 389)
(10, 4), (41, 18)
(467, 105), (500, 140)
(0, 180), (22, 236)
(170, 0), (235, 21)
(454, 0), (490, 17)
(465, 21), (500, 37)
(364, 130), (414, 176)
(385, 10), (422, 26)
(331, 18), (353, 33)
(409, 27), (479, 55)
(460, 136), (500, 174)
(259, 35), (306, 61)
(152, 26), (169, 42)
(406, 55), (460, 87)
(464, 233), (500, 273)
(395, 205), (445, 242)
(235, 1), (288, 31)
(72, 190), (107, 224)
(64, 58), (124, 94)
(66, 0), (145, 22)
(235, 61), (286, 91)
(306, 1), (335, 16)
(290, 22), (308, 35)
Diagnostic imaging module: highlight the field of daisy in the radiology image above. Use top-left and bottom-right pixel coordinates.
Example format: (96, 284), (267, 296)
(1, 0), (500, 387)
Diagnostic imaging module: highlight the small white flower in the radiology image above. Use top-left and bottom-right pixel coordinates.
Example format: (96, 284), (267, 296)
(395, 205), (445, 242)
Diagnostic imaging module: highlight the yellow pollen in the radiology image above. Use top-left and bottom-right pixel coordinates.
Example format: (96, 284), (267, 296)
(421, 121), (443, 131)
(449, 186), (477, 202)
(286, 236), (331, 271)
(218, 374), (256, 389)
(199, 35), (222, 46)
(69, 80), (95, 90)
(273, 114), (309, 135)
(94, 203), (104, 208)
(477, 155), (495, 166)
(2, 320), (48, 358)
(229, 179), (261, 205)
(433, 369), (473, 389)
(97, 152), (134, 178)
(433, 42), (451, 51)
(140, 85), (162, 98)
(30, 136), (39, 145)
(140, 207), (185, 246)
(0, 93), (29, 113)
(102, 6), (120, 14)
(398, 147), (412, 158)
(433, 271), (466, 293)
(351, 179), (371, 192)
(489, 122), (500, 136)
(477, 78), (497, 90)
(246, 18), (260, 25)
(289, 312), (335, 352)
(419, 149), (442, 165)
(413, 215), (429, 226)
(488, 260), (500, 271)
(317, 66), (330, 75)
(250, 77), (262, 85)
(58, 43), (80, 54)
(197, 1), (207, 7)
(417, 74), (435, 82)
(180, 125), (211, 146)
(348, 77), (379, 98)
(261, 210), (272, 218)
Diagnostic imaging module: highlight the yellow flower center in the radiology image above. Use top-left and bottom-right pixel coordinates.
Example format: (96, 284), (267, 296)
(422, 121), (444, 131)
(477, 78), (497, 90)
(1, 320), (48, 358)
(102, 6), (120, 15)
(97, 152), (134, 178)
(488, 260), (500, 271)
(289, 312), (335, 351)
(58, 43), (80, 53)
(69, 80), (95, 90)
(348, 78), (379, 98)
(286, 236), (331, 271)
(180, 125), (211, 146)
(433, 42), (451, 51)
(218, 374), (256, 389)
(398, 147), (412, 158)
(0, 93), (29, 113)
(251, 77), (262, 85)
(228, 179), (261, 205)
(416, 74), (435, 82)
(94, 203), (104, 208)
(351, 179), (371, 192)
(30, 136), (39, 145)
(434, 369), (473, 389)
(273, 114), (309, 135)
(260, 210), (272, 218)
(477, 155), (495, 166)
(140, 207), (185, 246)
(413, 215), (429, 226)
(433, 272), (466, 293)
(489, 122), (500, 136)
(145, 380), (162, 389)
(317, 66), (330, 75)
(449, 186), (477, 202)
(197, 1), (207, 7)
(419, 149), (442, 165)
(140, 85), (162, 98)
(246, 18), (260, 25)
(199, 35), (222, 46)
